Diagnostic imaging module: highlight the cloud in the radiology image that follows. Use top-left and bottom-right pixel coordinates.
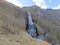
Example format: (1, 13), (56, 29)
(52, 4), (60, 9)
(32, 0), (47, 9)
(5, 0), (22, 7)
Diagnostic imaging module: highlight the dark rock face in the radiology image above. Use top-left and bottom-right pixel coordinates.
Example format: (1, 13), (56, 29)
(25, 12), (47, 40)
(25, 12), (37, 37)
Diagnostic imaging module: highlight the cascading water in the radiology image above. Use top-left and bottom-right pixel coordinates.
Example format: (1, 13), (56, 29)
(27, 12), (37, 38)
(26, 12), (47, 40)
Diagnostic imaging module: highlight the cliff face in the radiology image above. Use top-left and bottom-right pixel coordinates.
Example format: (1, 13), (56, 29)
(0, 0), (51, 45)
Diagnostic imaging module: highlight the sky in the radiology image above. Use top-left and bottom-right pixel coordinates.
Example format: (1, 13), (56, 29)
(5, 0), (60, 9)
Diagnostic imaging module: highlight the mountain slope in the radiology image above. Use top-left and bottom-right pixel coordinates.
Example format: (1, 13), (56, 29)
(0, 0), (51, 45)
(23, 6), (60, 45)
(0, 0), (26, 34)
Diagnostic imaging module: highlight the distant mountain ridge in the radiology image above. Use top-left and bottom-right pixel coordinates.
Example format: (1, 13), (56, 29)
(23, 5), (60, 25)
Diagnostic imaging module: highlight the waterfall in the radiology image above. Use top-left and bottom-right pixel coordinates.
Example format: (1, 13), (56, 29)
(26, 12), (47, 40)
(27, 12), (37, 38)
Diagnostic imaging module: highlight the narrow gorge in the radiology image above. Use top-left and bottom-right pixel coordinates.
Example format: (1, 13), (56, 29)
(26, 12), (47, 40)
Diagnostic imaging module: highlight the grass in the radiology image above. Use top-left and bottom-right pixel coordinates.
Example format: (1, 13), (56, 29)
(33, 17), (60, 44)
(36, 18), (60, 28)
(0, 31), (51, 45)
(0, 19), (51, 45)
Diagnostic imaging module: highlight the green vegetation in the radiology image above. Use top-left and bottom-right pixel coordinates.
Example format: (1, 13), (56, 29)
(36, 18), (60, 28)
(33, 17), (60, 44)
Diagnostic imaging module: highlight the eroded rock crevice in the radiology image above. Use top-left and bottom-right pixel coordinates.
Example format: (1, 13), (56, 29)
(25, 12), (47, 40)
